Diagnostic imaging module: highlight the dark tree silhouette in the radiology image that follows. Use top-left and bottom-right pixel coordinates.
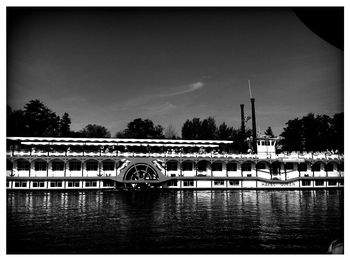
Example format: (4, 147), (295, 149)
(59, 112), (71, 137)
(217, 122), (233, 140)
(116, 118), (164, 139)
(280, 113), (343, 152)
(7, 105), (26, 136)
(200, 117), (217, 140)
(181, 117), (217, 140)
(79, 124), (111, 138)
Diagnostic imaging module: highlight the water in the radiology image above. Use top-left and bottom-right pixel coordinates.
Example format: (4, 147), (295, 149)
(7, 190), (343, 254)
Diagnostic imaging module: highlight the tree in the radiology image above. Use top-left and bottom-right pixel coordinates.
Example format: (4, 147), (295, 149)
(280, 113), (343, 152)
(8, 100), (61, 137)
(7, 106), (26, 136)
(217, 122), (233, 140)
(79, 124), (111, 138)
(181, 117), (217, 140)
(182, 118), (201, 139)
(164, 124), (178, 139)
(200, 117), (217, 139)
(59, 112), (71, 137)
(280, 118), (304, 151)
(116, 118), (164, 139)
(264, 126), (274, 137)
(330, 112), (344, 152)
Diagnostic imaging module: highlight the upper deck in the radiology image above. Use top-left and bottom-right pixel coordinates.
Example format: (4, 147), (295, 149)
(7, 136), (343, 162)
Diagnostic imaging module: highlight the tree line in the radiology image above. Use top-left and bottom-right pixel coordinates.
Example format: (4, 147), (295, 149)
(7, 100), (344, 153)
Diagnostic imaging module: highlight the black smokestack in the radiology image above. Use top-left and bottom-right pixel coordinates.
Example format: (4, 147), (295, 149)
(240, 104), (245, 133)
(250, 98), (257, 152)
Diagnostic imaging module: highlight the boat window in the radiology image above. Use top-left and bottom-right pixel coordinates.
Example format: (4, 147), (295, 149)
(302, 181), (311, 186)
(328, 180), (337, 186)
(182, 162), (193, 171)
(241, 162), (251, 171)
(167, 162), (178, 171)
(311, 163), (321, 172)
(17, 160), (30, 171)
(167, 180), (178, 187)
(197, 161), (207, 172)
(35, 161), (47, 171)
(285, 163), (294, 170)
(315, 180), (324, 186)
(7, 160), (13, 170)
(212, 162), (222, 171)
(227, 162), (237, 171)
(183, 180), (194, 187)
(326, 163), (334, 172)
(86, 161), (98, 171)
(229, 181), (240, 186)
(256, 162), (266, 169)
(298, 163), (308, 172)
(103, 161), (115, 171)
(52, 161), (64, 171)
(214, 180), (224, 186)
(69, 161), (81, 171)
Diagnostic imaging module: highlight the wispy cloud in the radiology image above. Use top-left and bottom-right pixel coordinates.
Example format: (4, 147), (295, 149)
(160, 81), (204, 97)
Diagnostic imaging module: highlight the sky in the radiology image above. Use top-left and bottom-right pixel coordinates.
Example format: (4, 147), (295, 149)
(7, 7), (344, 137)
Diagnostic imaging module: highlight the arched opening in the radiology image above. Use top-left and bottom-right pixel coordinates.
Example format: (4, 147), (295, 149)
(34, 159), (47, 171)
(226, 161), (238, 172)
(166, 160), (179, 171)
(102, 160), (115, 171)
(7, 159), (13, 171)
(68, 159), (82, 171)
(182, 161), (194, 171)
(51, 159), (65, 171)
(326, 162), (334, 172)
(197, 160), (210, 172)
(256, 161), (269, 170)
(85, 159), (99, 171)
(16, 159), (30, 171)
(271, 161), (281, 175)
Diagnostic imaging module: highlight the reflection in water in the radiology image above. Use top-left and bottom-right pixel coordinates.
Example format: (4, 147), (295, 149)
(7, 190), (343, 254)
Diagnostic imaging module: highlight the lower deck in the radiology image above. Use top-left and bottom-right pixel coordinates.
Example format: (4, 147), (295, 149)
(6, 177), (344, 190)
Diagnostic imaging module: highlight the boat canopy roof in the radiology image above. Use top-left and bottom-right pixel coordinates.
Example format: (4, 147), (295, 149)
(7, 137), (233, 147)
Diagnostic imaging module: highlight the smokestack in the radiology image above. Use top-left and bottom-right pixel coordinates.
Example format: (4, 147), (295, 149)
(250, 98), (257, 152)
(240, 104), (245, 133)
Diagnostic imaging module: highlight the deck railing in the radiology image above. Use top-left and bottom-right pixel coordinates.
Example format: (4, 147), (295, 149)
(7, 150), (344, 161)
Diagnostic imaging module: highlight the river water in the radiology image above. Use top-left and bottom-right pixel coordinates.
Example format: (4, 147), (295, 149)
(7, 189), (343, 254)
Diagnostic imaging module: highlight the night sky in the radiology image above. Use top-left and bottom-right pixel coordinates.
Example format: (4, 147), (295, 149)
(7, 7), (343, 137)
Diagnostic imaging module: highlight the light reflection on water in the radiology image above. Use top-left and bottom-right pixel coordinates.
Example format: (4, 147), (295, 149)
(7, 190), (343, 254)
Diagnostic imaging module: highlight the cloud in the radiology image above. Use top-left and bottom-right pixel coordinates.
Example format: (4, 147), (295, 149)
(146, 101), (176, 115)
(161, 81), (204, 97)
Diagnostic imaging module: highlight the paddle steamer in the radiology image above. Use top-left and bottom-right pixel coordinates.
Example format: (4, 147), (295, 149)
(6, 135), (344, 190)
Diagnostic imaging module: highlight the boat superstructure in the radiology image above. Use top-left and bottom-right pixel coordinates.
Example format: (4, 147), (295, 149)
(6, 136), (344, 190)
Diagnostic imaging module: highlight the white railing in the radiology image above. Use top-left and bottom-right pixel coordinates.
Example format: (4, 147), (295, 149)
(49, 151), (66, 156)
(7, 150), (344, 162)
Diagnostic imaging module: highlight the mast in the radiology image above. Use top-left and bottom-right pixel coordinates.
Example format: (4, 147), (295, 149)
(240, 104), (245, 133)
(248, 80), (257, 153)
